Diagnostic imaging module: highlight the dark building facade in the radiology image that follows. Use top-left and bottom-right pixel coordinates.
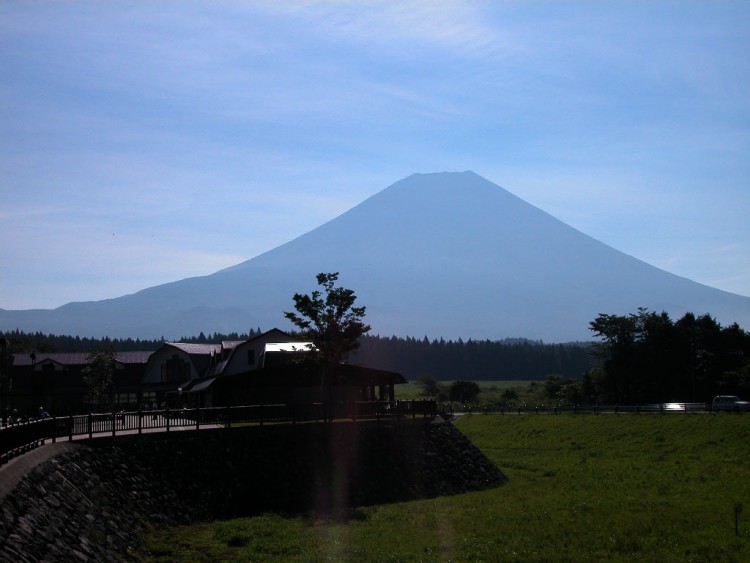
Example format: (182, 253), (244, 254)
(6, 329), (405, 418)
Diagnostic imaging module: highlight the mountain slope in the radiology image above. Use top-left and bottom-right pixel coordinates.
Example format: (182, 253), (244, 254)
(2, 171), (749, 341)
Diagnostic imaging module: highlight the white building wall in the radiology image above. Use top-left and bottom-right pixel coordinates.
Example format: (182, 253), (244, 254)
(223, 340), (266, 375)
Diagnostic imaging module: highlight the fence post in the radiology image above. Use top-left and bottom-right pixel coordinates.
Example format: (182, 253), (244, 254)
(166, 408), (170, 432)
(259, 404), (264, 427)
(51, 416), (57, 443)
(68, 415), (73, 442)
(111, 412), (116, 438)
(195, 406), (200, 430)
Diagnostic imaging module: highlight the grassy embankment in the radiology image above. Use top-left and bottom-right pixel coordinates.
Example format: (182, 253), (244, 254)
(140, 414), (750, 562)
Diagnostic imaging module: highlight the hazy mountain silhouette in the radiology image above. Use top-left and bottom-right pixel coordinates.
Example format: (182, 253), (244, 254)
(2, 171), (749, 341)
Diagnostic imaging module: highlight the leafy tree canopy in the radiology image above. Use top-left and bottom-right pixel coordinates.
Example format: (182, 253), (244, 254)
(82, 350), (116, 404)
(284, 272), (371, 364)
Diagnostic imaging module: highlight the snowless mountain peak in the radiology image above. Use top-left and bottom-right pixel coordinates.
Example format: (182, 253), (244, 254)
(1, 172), (749, 341)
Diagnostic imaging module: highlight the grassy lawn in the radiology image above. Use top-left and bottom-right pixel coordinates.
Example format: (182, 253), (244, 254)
(139, 414), (750, 562)
(396, 379), (532, 401)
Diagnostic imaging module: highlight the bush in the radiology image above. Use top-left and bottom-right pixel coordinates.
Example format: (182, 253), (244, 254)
(415, 375), (448, 400)
(448, 381), (481, 403)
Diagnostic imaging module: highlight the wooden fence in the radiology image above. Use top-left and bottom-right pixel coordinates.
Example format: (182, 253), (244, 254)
(0, 400), (438, 466)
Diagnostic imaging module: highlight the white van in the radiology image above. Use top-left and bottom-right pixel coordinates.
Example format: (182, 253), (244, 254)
(711, 395), (750, 412)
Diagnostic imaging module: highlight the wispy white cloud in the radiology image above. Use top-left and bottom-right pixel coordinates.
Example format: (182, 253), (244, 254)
(258, 0), (519, 60)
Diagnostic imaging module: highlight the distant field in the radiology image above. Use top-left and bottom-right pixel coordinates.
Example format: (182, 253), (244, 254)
(396, 379), (532, 401)
(139, 414), (750, 562)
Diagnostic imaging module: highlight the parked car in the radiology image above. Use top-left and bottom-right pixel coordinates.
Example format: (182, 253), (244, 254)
(711, 395), (750, 412)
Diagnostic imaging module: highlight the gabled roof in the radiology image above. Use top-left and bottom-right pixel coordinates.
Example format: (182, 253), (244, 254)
(164, 343), (222, 356)
(11, 351), (153, 367)
(154, 343), (221, 379)
(164, 329), (303, 361)
(212, 359), (229, 376)
(212, 329), (308, 376)
(179, 377), (217, 394)
(244, 328), (302, 345)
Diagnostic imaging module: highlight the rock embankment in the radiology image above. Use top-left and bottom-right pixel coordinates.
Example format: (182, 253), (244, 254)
(0, 445), (192, 562)
(0, 420), (505, 561)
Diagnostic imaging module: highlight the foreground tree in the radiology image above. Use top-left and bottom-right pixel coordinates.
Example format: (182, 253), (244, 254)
(83, 350), (116, 408)
(284, 272), (371, 365)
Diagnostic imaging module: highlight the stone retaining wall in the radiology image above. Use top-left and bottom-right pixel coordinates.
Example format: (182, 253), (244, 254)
(0, 420), (505, 561)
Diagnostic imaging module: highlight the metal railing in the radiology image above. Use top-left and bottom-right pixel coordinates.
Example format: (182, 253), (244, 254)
(0, 400), (438, 465)
(455, 402), (711, 415)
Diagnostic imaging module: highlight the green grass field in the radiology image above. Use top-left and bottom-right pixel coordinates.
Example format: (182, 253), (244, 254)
(139, 414), (750, 562)
(395, 379), (532, 402)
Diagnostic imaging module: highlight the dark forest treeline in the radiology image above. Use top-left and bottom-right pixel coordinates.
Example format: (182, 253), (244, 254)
(587, 309), (750, 403)
(0, 329), (593, 381)
(351, 335), (593, 381)
(3, 308), (747, 401)
(0, 329), (263, 354)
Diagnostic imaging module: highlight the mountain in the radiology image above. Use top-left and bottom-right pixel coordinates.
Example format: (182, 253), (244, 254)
(2, 171), (749, 342)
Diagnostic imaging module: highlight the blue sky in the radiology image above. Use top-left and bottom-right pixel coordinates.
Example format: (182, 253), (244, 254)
(1, 1), (749, 310)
